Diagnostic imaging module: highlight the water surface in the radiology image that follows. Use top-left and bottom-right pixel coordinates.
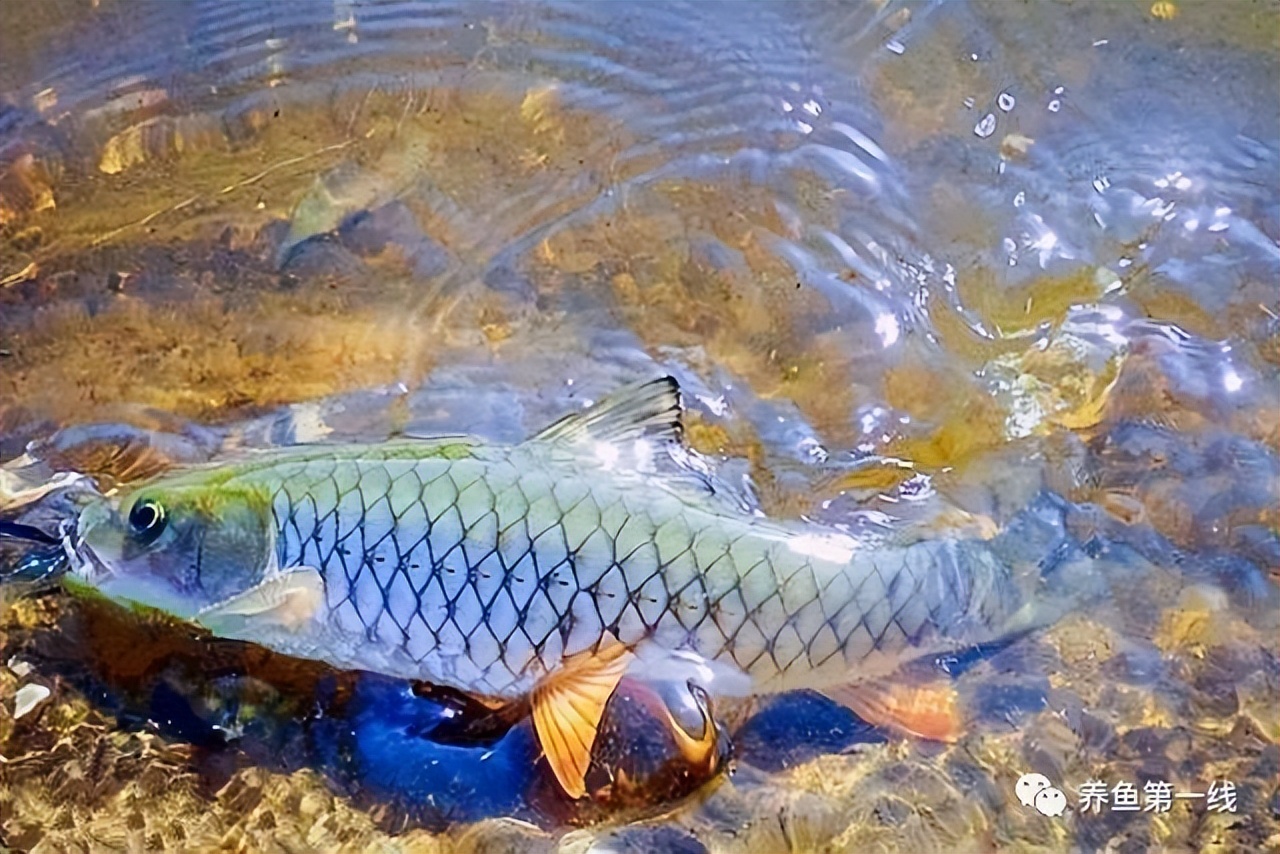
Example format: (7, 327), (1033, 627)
(1, 2), (1277, 852)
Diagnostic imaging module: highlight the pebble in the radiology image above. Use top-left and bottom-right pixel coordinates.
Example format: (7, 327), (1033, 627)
(14, 683), (51, 719)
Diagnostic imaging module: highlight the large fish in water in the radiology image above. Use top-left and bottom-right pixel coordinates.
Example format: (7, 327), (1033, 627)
(67, 378), (1086, 796)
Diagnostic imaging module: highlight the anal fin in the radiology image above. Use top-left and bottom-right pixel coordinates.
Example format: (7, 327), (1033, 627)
(821, 678), (963, 743)
(531, 642), (633, 798)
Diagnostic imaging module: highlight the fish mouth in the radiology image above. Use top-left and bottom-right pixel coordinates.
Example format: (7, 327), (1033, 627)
(1, 476), (100, 585)
(69, 537), (112, 582)
(65, 512), (115, 584)
(61, 495), (122, 584)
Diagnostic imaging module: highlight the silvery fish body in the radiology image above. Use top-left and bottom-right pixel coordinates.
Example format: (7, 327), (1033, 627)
(233, 441), (1021, 699)
(70, 379), (1036, 704)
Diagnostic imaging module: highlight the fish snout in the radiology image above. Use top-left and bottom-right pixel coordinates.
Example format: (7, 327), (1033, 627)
(70, 499), (123, 580)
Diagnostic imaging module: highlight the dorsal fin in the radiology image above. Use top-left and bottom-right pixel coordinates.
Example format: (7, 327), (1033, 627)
(532, 377), (683, 446)
(532, 376), (760, 516)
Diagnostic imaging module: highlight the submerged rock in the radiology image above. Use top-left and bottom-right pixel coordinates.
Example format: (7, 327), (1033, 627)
(12, 681), (49, 718)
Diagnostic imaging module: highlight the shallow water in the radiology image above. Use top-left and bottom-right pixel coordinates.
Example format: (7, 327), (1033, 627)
(1, 1), (1277, 852)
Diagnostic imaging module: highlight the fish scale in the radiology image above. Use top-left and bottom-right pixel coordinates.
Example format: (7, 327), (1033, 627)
(211, 439), (1027, 700)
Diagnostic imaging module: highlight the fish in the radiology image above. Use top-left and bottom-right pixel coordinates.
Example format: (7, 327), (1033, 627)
(66, 377), (1083, 797)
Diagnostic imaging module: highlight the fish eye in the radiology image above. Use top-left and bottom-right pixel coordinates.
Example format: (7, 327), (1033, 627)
(127, 498), (167, 545)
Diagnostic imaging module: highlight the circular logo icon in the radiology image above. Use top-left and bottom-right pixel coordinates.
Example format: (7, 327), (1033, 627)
(1034, 786), (1068, 817)
(1016, 772), (1051, 808)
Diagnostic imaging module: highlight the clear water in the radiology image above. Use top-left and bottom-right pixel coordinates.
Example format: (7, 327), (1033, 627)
(1, 2), (1277, 852)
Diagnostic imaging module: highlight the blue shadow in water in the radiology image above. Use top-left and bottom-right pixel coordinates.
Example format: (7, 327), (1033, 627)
(307, 675), (538, 825)
(734, 690), (885, 772)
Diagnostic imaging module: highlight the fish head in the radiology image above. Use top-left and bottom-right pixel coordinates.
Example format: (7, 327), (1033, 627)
(73, 475), (275, 620)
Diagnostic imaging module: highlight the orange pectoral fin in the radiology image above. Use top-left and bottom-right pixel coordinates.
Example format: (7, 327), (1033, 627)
(821, 678), (963, 743)
(531, 643), (633, 798)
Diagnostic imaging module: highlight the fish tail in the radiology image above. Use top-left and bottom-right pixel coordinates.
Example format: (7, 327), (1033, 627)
(986, 492), (1115, 640)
